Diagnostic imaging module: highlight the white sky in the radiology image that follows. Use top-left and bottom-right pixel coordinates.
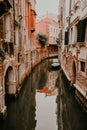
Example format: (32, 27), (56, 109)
(36, 0), (58, 16)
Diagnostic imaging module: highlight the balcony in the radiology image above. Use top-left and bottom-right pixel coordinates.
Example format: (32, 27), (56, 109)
(71, 42), (86, 50)
(77, 42), (86, 48)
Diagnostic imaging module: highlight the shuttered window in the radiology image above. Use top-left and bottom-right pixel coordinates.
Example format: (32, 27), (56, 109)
(64, 31), (69, 45)
(77, 19), (86, 42)
(80, 61), (85, 72)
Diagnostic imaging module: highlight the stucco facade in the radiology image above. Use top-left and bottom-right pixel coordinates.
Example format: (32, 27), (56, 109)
(58, 0), (87, 111)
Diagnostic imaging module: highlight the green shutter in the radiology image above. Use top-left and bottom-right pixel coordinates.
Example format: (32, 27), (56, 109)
(64, 31), (69, 45)
(77, 19), (86, 42)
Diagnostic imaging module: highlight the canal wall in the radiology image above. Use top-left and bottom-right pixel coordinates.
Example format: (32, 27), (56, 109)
(0, 46), (58, 119)
(61, 62), (87, 113)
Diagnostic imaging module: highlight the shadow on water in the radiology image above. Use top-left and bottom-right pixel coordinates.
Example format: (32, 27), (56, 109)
(56, 69), (87, 130)
(0, 74), (37, 130)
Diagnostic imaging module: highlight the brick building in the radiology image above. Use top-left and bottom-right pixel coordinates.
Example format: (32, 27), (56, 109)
(0, 0), (36, 117)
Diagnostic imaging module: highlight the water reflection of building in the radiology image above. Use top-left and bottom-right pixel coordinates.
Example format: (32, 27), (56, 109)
(36, 66), (58, 96)
(47, 70), (58, 90)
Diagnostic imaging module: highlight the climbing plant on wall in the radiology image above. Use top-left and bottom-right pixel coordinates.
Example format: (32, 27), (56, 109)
(36, 33), (48, 47)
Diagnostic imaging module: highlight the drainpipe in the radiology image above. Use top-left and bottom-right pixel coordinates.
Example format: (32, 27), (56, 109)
(13, 0), (15, 45)
(30, 29), (35, 71)
(68, 0), (72, 44)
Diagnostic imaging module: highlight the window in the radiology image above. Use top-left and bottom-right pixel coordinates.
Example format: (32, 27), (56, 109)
(74, 24), (78, 42)
(77, 19), (86, 42)
(80, 61), (85, 72)
(9, 43), (14, 56)
(64, 31), (69, 45)
(4, 14), (11, 41)
(50, 36), (52, 41)
(71, 28), (73, 43)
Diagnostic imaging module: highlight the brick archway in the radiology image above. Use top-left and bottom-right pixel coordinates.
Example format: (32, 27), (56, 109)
(5, 66), (16, 96)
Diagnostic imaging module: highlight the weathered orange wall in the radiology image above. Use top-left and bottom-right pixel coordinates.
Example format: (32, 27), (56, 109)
(25, 1), (36, 39)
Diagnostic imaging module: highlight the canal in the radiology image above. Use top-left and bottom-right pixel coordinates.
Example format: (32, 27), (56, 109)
(0, 58), (87, 130)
